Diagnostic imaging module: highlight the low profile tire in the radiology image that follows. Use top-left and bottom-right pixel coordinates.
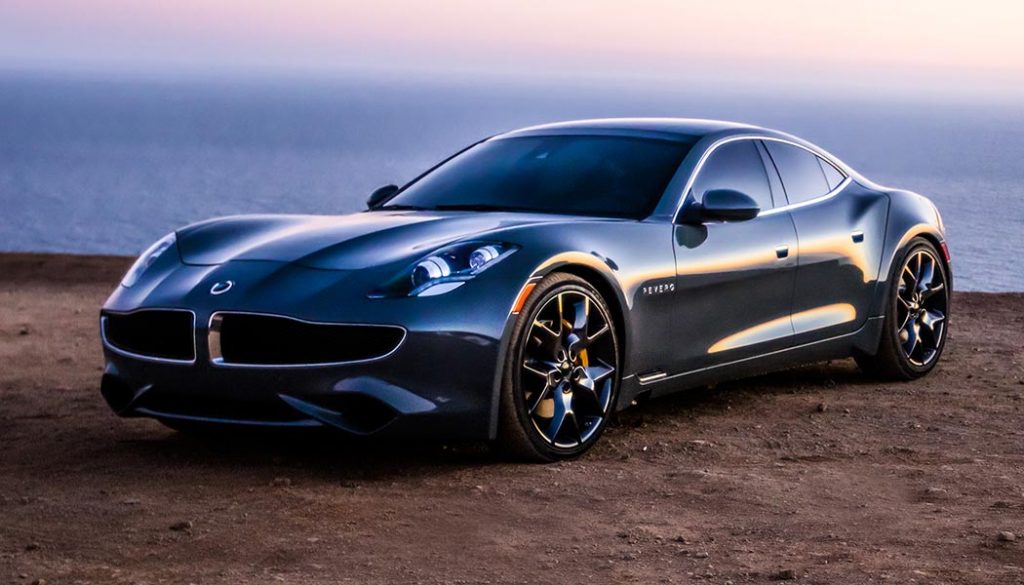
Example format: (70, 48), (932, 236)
(497, 273), (621, 462)
(856, 238), (950, 380)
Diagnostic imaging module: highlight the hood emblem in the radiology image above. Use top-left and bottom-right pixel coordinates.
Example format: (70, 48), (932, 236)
(210, 280), (234, 295)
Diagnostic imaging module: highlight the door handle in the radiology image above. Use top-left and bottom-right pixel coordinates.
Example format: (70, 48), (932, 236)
(851, 231), (864, 243)
(775, 245), (789, 259)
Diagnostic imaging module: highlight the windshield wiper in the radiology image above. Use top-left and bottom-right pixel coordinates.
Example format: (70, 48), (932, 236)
(430, 203), (544, 213)
(377, 204), (430, 211)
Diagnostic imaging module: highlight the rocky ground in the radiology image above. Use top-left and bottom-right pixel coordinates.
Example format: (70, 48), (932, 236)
(1, 253), (1022, 584)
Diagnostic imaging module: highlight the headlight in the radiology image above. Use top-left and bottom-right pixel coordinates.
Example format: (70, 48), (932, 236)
(372, 241), (518, 298)
(121, 232), (177, 288)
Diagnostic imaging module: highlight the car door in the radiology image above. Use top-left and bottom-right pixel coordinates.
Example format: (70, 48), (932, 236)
(670, 139), (799, 373)
(761, 140), (888, 343)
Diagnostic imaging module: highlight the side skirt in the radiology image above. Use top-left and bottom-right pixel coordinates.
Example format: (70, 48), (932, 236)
(616, 316), (884, 410)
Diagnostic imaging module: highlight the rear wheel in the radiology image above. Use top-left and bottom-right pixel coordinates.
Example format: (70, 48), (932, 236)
(497, 273), (621, 462)
(856, 238), (949, 379)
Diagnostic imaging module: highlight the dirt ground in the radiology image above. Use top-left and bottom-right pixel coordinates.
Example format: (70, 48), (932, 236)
(1, 253), (1022, 585)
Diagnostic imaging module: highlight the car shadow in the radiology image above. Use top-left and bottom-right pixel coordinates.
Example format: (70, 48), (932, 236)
(111, 358), (877, 479)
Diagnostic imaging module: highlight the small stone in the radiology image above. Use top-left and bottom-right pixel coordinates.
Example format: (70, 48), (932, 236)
(18, 326), (29, 335)
(24, 543), (39, 551)
(694, 551), (709, 559)
(816, 403), (828, 413)
(673, 535), (689, 544)
(997, 531), (1016, 542)
(121, 498), (142, 505)
(169, 520), (193, 532)
(772, 569), (797, 580)
(271, 477), (292, 487)
(30, 579), (46, 585)
(924, 487), (947, 497)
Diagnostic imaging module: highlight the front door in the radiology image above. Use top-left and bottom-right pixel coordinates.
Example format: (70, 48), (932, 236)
(671, 139), (799, 373)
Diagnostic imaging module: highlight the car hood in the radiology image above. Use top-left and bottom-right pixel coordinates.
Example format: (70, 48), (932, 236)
(175, 211), (560, 270)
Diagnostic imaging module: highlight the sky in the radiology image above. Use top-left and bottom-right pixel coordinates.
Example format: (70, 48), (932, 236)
(2, 0), (1023, 98)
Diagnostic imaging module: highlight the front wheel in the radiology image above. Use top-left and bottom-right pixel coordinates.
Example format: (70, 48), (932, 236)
(497, 273), (621, 462)
(856, 238), (950, 379)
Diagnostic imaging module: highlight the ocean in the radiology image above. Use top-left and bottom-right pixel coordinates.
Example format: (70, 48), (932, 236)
(1, 73), (1021, 291)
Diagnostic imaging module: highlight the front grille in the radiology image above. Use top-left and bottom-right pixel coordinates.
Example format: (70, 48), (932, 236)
(102, 310), (195, 362)
(210, 312), (404, 366)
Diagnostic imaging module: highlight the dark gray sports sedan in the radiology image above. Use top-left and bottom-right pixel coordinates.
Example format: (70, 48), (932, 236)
(100, 118), (951, 461)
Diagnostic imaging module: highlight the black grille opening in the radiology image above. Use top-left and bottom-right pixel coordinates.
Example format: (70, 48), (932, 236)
(103, 310), (195, 361)
(214, 313), (404, 366)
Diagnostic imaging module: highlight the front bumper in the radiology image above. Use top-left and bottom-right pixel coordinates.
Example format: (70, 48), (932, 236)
(100, 260), (518, 439)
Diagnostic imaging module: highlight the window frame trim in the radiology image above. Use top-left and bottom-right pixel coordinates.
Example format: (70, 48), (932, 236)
(672, 135), (851, 222)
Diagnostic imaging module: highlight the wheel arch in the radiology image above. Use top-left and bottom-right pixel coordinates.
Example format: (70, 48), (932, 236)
(524, 251), (631, 363)
(487, 253), (632, 440)
(870, 189), (951, 317)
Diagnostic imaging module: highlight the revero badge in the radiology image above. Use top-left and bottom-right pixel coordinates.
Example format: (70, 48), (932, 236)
(210, 280), (234, 295)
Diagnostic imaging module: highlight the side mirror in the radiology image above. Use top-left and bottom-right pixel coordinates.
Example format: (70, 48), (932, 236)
(694, 189), (760, 222)
(366, 184), (399, 210)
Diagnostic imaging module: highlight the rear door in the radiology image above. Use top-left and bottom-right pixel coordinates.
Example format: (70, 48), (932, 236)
(670, 139), (799, 373)
(762, 140), (888, 343)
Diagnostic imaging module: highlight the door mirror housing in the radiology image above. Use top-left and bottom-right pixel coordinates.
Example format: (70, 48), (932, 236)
(689, 189), (760, 222)
(366, 184), (399, 210)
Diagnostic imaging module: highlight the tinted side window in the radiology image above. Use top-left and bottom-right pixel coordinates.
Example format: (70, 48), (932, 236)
(764, 142), (831, 204)
(691, 141), (772, 210)
(818, 158), (846, 190)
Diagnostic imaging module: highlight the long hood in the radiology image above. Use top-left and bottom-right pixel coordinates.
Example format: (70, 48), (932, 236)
(175, 211), (558, 270)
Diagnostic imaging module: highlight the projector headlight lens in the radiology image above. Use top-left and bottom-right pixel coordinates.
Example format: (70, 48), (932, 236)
(411, 256), (452, 288)
(468, 245), (500, 270)
(372, 241), (518, 298)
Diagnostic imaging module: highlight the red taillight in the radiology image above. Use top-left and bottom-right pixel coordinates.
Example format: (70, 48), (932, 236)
(939, 241), (951, 263)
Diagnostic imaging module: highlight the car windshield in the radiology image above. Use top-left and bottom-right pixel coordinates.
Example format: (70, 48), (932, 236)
(382, 134), (695, 219)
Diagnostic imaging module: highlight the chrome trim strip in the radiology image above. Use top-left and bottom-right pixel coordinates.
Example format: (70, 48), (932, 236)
(207, 310), (408, 369)
(638, 324), (873, 386)
(100, 308), (197, 365)
(758, 176), (851, 217)
(672, 135), (851, 222)
(637, 370), (667, 384)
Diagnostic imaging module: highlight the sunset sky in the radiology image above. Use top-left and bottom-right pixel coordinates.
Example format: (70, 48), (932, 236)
(2, 0), (1022, 96)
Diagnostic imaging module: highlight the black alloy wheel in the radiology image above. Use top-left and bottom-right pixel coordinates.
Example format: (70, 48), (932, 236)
(856, 238), (950, 379)
(498, 273), (620, 461)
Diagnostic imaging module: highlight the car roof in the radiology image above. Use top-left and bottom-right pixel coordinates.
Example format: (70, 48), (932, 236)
(497, 118), (765, 142)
